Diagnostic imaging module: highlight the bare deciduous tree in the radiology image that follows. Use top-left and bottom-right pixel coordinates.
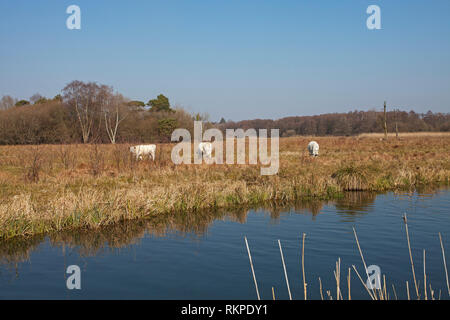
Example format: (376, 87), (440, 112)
(62, 81), (112, 143)
(103, 93), (129, 144)
(30, 93), (43, 105)
(0, 95), (17, 110)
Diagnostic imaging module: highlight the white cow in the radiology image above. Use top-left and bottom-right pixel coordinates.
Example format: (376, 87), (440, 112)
(130, 144), (156, 161)
(307, 141), (319, 157)
(197, 142), (212, 159)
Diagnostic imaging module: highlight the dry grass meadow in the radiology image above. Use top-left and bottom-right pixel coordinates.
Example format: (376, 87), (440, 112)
(0, 135), (449, 240)
(358, 132), (450, 138)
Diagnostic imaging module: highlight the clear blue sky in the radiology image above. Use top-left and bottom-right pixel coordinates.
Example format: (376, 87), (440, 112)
(1, 0), (449, 121)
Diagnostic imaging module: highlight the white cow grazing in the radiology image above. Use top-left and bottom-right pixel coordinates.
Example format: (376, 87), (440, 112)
(307, 141), (319, 157)
(130, 144), (156, 161)
(197, 142), (212, 159)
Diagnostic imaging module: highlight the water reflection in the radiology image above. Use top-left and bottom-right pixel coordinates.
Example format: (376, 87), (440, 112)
(0, 234), (45, 273)
(334, 192), (377, 222)
(0, 189), (444, 267)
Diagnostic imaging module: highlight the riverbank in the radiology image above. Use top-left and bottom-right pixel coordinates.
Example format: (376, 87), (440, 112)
(0, 136), (449, 240)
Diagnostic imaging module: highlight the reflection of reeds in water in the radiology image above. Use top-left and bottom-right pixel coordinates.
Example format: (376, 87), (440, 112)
(0, 193), (393, 266)
(245, 214), (450, 300)
(334, 192), (377, 214)
(0, 234), (45, 265)
(0, 205), (252, 264)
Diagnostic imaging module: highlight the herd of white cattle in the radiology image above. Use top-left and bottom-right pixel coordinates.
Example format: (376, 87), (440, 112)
(129, 141), (320, 160)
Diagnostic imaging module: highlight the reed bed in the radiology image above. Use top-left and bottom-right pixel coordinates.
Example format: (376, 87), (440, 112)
(244, 214), (450, 300)
(0, 136), (449, 240)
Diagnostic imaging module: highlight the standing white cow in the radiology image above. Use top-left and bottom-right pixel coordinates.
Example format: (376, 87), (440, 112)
(307, 141), (319, 157)
(197, 142), (212, 159)
(130, 144), (156, 161)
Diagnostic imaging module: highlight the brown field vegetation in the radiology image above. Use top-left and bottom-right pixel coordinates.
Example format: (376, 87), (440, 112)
(358, 132), (450, 138)
(0, 136), (449, 240)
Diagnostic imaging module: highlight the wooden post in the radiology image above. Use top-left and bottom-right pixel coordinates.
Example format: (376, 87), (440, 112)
(383, 101), (388, 139)
(395, 109), (399, 139)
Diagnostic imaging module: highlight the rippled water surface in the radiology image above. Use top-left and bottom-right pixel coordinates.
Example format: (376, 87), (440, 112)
(1, 189), (449, 299)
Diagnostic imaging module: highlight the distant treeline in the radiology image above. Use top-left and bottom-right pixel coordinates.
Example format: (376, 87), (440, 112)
(1, 82), (449, 145)
(0, 100), (199, 145)
(0, 81), (200, 145)
(218, 110), (450, 137)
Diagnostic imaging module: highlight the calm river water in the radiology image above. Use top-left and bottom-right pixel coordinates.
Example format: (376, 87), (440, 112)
(0, 189), (449, 300)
